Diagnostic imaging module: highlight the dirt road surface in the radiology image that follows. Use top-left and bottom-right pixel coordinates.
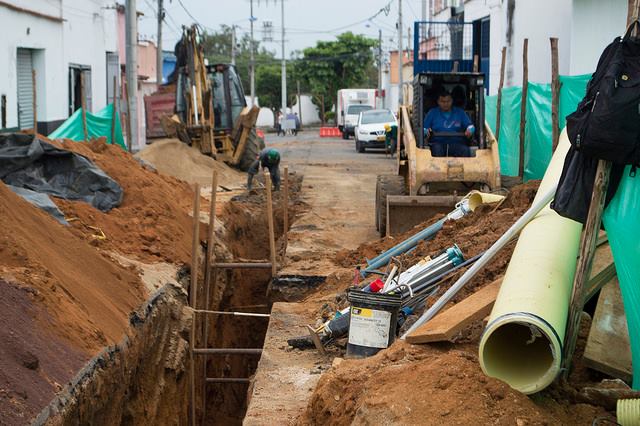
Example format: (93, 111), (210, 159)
(267, 132), (394, 276)
(244, 131), (395, 424)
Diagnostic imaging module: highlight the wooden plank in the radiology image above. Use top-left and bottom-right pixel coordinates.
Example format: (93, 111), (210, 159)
(583, 278), (633, 383)
(407, 278), (502, 344)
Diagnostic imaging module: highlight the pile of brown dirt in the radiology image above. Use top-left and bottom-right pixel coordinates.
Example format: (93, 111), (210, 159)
(0, 180), (147, 422)
(51, 138), (205, 265)
(136, 138), (245, 187)
(0, 182), (144, 352)
(301, 341), (607, 425)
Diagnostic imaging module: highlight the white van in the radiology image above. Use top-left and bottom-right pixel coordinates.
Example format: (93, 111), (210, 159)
(336, 89), (376, 139)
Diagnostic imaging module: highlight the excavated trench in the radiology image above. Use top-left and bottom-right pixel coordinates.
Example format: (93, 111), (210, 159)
(36, 176), (304, 426)
(196, 178), (304, 425)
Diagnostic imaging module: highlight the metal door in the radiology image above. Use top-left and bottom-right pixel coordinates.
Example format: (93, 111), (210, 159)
(16, 48), (34, 130)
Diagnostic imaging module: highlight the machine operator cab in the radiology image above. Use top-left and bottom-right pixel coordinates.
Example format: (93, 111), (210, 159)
(412, 72), (487, 157)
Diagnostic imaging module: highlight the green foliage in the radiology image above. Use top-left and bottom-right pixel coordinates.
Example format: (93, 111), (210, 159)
(293, 32), (378, 121)
(199, 27), (378, 121)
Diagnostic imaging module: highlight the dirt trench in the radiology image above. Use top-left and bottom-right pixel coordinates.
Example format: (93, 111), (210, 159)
(195, 178), (304, 425)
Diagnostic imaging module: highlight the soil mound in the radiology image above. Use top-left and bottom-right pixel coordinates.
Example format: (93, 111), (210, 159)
(136, 138), (245, 187)
(52, 138), (205, 265)
(0, 182), (144, 353)
(301, 342), (605, 425)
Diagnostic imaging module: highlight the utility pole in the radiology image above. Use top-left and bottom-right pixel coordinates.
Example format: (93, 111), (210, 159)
(378, 29), (383, 109)
(281, 0), (287, 115)
(231, 25), (237, 66)
(125, 0), (138, 150)
(249, 0), (255, 106)
(398, 0), (403, 106)
(297, 80), (302, 128)
(156, 0), (163, 85)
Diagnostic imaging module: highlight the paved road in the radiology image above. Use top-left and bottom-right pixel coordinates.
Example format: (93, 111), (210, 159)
(265, 130), (395, 275)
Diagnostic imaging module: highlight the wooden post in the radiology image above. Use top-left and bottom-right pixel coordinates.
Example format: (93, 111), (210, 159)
(189, 183), (201, 426)
(550, 38), (560, 151)
(518, 39), (529, 180)
(32, 70), (37, 135)
(562, 161), (612, 378)
(201, 171), (217, 426)
(111, 76), (118, 146)
(80, 71), (89, 141)
(264, 170), (277, 276)
(472, 54), (479, 73)
(496, 47), (506, 142)
(282, 166), (289, 250)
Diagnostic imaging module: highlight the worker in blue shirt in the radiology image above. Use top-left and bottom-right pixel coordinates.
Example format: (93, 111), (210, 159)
(423, 91), (475, 157)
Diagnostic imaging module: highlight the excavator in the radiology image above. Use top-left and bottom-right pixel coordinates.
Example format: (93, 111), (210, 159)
(145, 25), (263, 171)
(375, 21), (501, 236)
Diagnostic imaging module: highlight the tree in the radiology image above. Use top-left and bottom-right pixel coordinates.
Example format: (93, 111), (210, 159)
(293, 32), (378, 121)
(200, 25), (278, 103)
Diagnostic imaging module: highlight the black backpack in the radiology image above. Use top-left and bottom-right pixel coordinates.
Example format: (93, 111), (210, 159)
(566, 21), (640, 174)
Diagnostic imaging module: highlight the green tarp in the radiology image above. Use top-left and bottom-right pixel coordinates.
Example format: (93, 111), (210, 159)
(485, 74), (591, 180)
(603, 170), (640, 389)
(49, 104), (126, 150)
(485, 73), (640, 389)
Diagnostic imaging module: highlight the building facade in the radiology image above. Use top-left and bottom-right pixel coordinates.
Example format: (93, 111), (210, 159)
(0, 0), (119, 133)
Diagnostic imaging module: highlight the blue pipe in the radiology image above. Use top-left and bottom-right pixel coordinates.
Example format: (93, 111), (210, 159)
(362, 217), (447, 277)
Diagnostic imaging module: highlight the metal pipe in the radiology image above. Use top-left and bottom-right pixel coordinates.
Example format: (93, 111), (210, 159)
(363, 217), (446, 276)
(211, 262), (272, 269)
(193, 348), (263, 355)
(401, 184), (557, 339)
(206, 378), (251, 384)
(194, 309), (270, 318)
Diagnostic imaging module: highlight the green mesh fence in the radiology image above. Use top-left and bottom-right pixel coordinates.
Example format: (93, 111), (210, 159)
(49, 104), (126, 150)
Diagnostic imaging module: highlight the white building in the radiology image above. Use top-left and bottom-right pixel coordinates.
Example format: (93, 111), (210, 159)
(0, 0), (120, 133)
(424, 0), (627, 94)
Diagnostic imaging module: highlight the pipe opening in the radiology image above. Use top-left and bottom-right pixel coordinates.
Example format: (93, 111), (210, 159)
(481, 322), (558, 393)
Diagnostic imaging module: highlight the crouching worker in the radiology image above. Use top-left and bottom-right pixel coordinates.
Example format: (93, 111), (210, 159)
(423, 90), (475, 157)
(247, 148), (281, 191)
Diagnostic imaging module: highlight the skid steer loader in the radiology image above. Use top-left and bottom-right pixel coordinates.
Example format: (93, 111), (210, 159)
(375, 71), (501, 237)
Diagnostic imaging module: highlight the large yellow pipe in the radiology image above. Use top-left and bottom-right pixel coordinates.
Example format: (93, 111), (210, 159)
(479, 130), (582, 394)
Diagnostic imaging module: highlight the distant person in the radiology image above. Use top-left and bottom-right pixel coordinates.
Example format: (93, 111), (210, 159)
(423, 90), (475, 157)
(247, 148), (281, 191)
(276, 111), (283, 136)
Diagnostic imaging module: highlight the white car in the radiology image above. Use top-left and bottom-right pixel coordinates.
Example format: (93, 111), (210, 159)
(354, 109), (397, 153)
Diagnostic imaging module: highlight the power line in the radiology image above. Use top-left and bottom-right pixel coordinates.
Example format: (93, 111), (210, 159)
(176, 0), (201, 26)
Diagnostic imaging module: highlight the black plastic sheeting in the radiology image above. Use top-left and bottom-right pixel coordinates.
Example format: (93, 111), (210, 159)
(0, 133), (123, 212)
(7, 185), (69, 225)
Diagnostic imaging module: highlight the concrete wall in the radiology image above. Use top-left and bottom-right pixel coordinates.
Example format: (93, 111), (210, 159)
(290, 95), (321, 125)
(570, 0), (627, 75)
(0, 0), (118, 130)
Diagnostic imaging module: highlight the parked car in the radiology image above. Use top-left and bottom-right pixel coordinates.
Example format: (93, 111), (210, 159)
(354, 109), (397, 153)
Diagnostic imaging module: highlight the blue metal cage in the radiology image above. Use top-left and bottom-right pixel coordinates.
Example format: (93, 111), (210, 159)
(413, 20), (475, 75)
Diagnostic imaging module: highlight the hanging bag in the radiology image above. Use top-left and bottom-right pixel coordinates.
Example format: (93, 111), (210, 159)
(566, 20), (640, 173)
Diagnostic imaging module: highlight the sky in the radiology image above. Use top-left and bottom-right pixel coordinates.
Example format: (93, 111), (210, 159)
(137, 0), (428, 57)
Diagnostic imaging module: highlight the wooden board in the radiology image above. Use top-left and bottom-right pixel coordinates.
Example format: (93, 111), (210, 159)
(583, 278), (633, 382)
(407, 278), (502, 344)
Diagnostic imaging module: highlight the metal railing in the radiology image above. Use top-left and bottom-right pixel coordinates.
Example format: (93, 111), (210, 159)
(413, 20), (474, 74)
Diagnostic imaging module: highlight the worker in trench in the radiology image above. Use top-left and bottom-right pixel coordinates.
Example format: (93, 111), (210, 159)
(422, 89), (475, 157)
(247, 147), (281, 191)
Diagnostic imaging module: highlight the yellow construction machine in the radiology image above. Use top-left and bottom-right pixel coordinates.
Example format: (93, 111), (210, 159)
(150, 25), (263, 170)
(375, 71), (501, 236)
